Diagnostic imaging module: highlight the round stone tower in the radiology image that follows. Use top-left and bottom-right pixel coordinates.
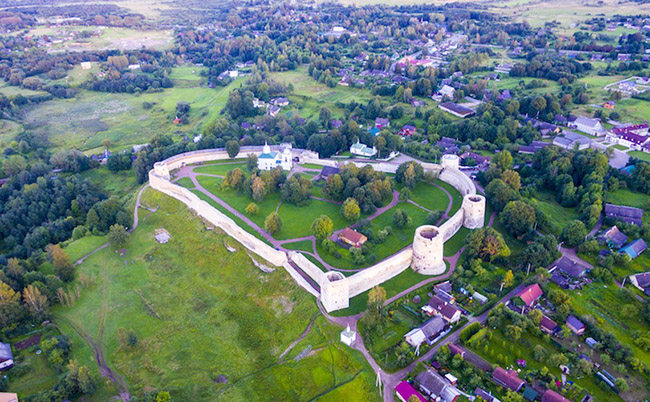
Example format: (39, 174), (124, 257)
(153, 161), (170, 180)
(441, 154), (460, 170)
(411, 225), (445, 275)
(462, 194), (486, 229)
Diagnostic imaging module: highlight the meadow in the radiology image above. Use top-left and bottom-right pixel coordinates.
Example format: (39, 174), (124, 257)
(49, 188), (379, 401)
(22, 67), (242, 152)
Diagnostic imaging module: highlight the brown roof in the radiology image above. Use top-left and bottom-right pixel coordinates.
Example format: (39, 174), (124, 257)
(540, 315), (558, 333)
(517, 284), (543, 307)
(492, 367), (525, 391)
(338, 228), (366, 244)
(541, 389), (570, 402)
(448, 343), (465, 356)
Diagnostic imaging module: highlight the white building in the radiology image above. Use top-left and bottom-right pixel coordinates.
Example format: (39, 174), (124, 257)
(350, 140), (377, 157)
(340, 324), (356, 346)
(0, 343), (13, 370)
(570, 116), (605, 136)
(257, 142), (293, 171)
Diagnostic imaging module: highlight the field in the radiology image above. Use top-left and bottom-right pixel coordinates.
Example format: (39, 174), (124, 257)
(532, 190), (582, 235)
(49, 188), (379, 401)
(22, 67), (242, 152)
(629, 151), (650, 163)
(26, 26), (173, 52)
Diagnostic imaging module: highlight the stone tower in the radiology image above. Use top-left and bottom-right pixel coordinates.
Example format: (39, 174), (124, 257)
(411, 225), (445, 275)
(462, 194), (486, 229)
(153, 161), (170, 180)
(441, 154), (460, 170)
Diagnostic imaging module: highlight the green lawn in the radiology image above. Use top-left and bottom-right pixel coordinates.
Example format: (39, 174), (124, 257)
(79, 167), (139, 201)
(277, 199), (350, 240)
(193, 162), (249, 177)
(50, 188), (379, 401)
(532, 190), (582, 235)
(408, 181), (451, 212)
(434, 179), (463, 215)
(443, 227), (470, 257)
(7, 337), (60, 397)
(629, 151), (650, 163)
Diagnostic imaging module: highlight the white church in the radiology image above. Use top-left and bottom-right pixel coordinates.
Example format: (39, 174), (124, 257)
(257, 142), (293, 171)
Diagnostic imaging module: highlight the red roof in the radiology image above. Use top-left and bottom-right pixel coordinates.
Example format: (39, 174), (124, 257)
(338, 228), (366, 245)
(493, 367), (525, 391)
(540, 315), (558, 332)
(517, 284), (543, 307)
(541, 389), (570, 402)
(395, 381), (426, 402)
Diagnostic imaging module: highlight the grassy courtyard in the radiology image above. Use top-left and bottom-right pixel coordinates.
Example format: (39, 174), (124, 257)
(51, 188), (379, 401)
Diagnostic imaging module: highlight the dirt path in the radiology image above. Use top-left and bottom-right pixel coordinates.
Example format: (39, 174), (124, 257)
(55, 315), (131, 401)
(278, 314), (318, 362)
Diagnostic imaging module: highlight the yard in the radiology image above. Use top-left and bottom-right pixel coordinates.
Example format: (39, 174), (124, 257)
(48, 188), (379, 401)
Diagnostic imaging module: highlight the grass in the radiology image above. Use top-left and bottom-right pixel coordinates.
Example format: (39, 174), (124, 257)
(330, 267), (434, 317)
(443, 227), (470, 257)
(606, 189), (650, 224)
(629, 151), (650, 163)
(532, 190), (582, 235)
(79, 167), (139, 200)
(466, 323), (618, 402)
(277, 199), (350, 241)
(49, 188), (379, 401)
(408, 181), (450, 212)
(0, 119), (22, 150)
(7, 340), (59, 397)
(193, 162), (248, 177)
(22, 73), (246, 152)
(434, 179), (463, 216)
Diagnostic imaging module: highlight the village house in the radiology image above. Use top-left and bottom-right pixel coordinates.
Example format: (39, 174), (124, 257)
(620, 238), (647, 260)
(0, 393), (18, 402)
(350, 140), (377, 157)
(395, 381), (427, 402)
(475, 388), (500, 402)
(604, 101), (615, 110)
(0, 343), (13, 370)
(598, 226), (628, 249)
(438, 102), (475, 118)
(518, 141), (550, 155)
(540, 315), (560, 336)
(416, 369), (461, 402)
(375, 117), (390, 129)
(566, 315), (585, 335)
(515, 283), (543, 308)
(270, 97), (290, 107)
(319, 165), (340, 179)
(492, 367), (525, 392)
(569, 116), (605, 136)
(541, 389), (571, 402)
(448, 343), (465, 357)
(424, 295), (461, 323)
(630, 271), (650, 295)
(549, 257), (588, 278)
(398, 125), (417, 136)
(338, 228), (367, 248)
(267, 105), (281, 117)
(605, 203), (644, 226)
(404, 316), (446, 347)
(257, 142), (293, 171)
(552, 130), (592, 150)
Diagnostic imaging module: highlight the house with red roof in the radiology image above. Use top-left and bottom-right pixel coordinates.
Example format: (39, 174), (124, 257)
(515, 284), (543, 308)
(492, 367), (525, 392)
(395, 381), (426, 402)
(541, 389), (571, 402)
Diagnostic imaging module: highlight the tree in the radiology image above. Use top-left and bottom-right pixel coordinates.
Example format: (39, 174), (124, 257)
(501, 169), (521, 192)
(560, 220), (587, 248)
(485, 179), (519, 211)
(0, 280), (24, 327)
(503, 270), (514, 287)
(264, 212), (283, 235)
(226, 140), (240, 158)
(367, 286), (387, 319)
(393, 209), (412, 229)
(505, 324), (522, 340)
(311, 215), (334, 241)
(492, 150), (514, 171)
(47, 244), (75, 282)
(533, 345), (546, 362)
(466, 227), (511, 261)
(108, 224), (129, 248)
(251, 176), (268, 202)
(615, 378), (629, 392)
(23, 285), (48, 321)
(395, 161), (423, 188)
(246, 153), (258, 172)
(500, 200), (536, 237)
(245, 203), (259, 215)
(341, 198), (361, 223)
(319, 106), (331, 127)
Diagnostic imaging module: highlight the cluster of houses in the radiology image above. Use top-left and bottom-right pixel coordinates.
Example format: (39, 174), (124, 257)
(605, 123), (650, 152)
(404, 282), (462, 348)
(252, 96), (290, 117)
(598, 223), (648, 261)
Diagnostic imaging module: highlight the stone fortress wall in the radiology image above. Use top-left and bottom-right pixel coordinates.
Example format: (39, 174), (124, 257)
(149, 149), (485, 312)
